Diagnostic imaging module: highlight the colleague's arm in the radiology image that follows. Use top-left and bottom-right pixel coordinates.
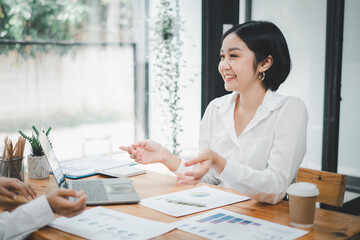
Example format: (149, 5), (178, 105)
(0, 195), (55, 240)
(0, 189), (86, 240)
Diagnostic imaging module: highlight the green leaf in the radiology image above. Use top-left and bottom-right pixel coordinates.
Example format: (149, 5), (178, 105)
(18, 126), (53, 157)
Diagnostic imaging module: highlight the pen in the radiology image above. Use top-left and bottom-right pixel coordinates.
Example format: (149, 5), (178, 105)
(165, 198), (206, 207)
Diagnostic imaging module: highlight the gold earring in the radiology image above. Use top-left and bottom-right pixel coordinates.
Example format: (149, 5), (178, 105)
(258, 72), (265, 81)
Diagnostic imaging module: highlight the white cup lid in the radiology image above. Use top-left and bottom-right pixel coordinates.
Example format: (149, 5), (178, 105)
(287, 182), (319, 197)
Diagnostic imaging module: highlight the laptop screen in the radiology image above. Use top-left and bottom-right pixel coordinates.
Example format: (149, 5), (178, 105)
(38, 130), (66, 187)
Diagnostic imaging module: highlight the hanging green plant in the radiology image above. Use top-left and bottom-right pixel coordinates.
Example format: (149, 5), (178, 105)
(151, 0), (188, 156)
(0, 0), (89, 58)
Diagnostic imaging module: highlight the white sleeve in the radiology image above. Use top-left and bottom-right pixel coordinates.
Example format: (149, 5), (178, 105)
(174, 109), (211, 174)
(174, 157), (191, 173)
(175, 102), (220, 185)
(218, 99), (308, 204)
(198, 102), (221, 185)
(0, 195), (56, 240)
(174, 102), (220, 185)
(175, 102), (214, 174)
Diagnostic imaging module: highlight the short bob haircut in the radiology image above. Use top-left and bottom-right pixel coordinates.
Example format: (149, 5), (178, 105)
(222, 21), (291, 91)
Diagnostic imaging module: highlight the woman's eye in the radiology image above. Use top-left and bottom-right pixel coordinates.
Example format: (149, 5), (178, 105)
(219, 54), (224, 59)
(230, 54), (238, 58)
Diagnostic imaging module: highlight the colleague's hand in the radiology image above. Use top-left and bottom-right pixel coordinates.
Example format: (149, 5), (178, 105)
(176, 148), (226, 185)
(0, 177), (37, 201)
(46, 189), (87, 218)
(119, 140), (167, 164)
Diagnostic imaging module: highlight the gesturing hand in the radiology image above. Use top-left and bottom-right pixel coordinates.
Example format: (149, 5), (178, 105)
(0, 177), (37, 201)
(119, 140), (165, 164)
(176, 149), (226, 185)
(120, 140), (182, 172)
(46, 189), (87, 218)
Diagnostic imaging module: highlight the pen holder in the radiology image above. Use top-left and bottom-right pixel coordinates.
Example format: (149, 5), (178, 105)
(0, 157), (25, 181)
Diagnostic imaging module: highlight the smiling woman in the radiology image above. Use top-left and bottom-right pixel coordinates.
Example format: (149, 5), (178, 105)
(219, 34), (267, 94)
(220, 21), (291, 92)
(121, 20), (308, 205)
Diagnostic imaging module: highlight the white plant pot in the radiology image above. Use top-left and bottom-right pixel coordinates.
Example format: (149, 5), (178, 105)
(27, 155), (49, 179)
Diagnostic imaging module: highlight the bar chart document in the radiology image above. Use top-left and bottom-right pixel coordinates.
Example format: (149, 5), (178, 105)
(174, 209), (308, 240)
(140, 185), (249, 217)
(49, 207), (174, 240)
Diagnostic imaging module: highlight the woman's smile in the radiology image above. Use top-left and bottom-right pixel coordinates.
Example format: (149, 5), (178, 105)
(224, 74), (237, 82)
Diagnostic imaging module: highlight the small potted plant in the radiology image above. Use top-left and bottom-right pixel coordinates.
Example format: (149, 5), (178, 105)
(18, 126), (52, 179)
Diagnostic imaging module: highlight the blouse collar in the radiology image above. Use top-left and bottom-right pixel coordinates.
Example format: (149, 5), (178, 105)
(216, 89), (289, 138)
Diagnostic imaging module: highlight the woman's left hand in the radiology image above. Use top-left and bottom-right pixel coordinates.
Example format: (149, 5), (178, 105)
(176, 149), (225, 185)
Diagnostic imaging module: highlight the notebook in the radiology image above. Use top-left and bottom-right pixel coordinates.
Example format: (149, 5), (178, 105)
(58, 156), (135, 179)
(38, 130), (140, 205)
(98, 165), (146, 178)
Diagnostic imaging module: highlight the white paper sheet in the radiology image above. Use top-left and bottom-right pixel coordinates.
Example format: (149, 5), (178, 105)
(49, 207), (174, 240)
(173, 209), (309, 240)
(140, 185), (249, 217)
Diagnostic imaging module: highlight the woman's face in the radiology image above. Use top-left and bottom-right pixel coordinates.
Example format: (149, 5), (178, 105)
(218, 32), (259, 93)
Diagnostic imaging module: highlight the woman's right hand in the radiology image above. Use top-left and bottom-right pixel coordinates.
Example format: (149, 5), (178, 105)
(119, 140), (181, 171)
(119, 140), (166, 164)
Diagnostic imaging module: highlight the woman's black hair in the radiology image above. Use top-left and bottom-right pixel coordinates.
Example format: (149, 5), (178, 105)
(222, 21), (291, 91)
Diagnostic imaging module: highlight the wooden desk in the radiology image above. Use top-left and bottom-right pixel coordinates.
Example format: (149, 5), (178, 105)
(1, 171), (360, 239)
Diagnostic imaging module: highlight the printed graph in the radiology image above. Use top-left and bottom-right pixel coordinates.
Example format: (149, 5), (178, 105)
(190, 192), (210, 197)
(76, 212), (138, 238)
(196, 213), (262, 226)
(140, 185), (250, 217)
(176, 209), (308, 240)
(50, 207), (174, 240)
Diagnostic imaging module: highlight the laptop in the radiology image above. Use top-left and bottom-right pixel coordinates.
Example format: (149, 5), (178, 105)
(38, 130), (140, 205)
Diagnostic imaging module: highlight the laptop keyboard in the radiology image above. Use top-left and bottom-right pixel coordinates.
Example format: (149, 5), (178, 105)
(71, 180), (108, 202)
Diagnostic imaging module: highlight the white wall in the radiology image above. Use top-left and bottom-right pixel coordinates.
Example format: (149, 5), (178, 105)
(338, 0), (360, 177)
(0, 46), (135, 160)
(252, 0), (327, 170)
(0, 47), (134, 124)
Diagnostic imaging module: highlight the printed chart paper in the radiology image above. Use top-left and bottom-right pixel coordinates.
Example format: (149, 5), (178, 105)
(173, 209), (309, 240)
(49, 207), (174, 240)
(140, 185), (249, 217)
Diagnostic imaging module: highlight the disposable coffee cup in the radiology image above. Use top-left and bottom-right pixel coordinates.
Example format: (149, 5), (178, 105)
(287, 182), (319, 228)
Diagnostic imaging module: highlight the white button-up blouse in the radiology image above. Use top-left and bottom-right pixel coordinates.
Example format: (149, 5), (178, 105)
(177, 90), (308, 204)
